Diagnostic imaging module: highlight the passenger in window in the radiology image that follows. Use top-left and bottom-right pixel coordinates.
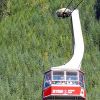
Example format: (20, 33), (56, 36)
(45, 79), (51, 87)
(45, 74), (51, 88)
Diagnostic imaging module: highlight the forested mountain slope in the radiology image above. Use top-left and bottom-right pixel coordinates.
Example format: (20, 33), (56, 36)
(0, 0), (100, 100)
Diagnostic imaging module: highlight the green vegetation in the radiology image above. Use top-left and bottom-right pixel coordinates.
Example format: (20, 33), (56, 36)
(0, 0), (100, 100)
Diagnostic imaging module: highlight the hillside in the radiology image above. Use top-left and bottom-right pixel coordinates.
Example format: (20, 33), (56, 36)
(0, 0), (100, 100)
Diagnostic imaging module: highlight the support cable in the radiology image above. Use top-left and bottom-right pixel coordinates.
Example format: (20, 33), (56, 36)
(63, 0), (84, 16)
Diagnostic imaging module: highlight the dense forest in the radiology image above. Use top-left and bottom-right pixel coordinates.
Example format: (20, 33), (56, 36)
(0, 0), (100, 100)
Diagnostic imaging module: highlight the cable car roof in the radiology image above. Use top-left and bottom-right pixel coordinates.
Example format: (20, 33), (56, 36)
(44, 68), (85, 74)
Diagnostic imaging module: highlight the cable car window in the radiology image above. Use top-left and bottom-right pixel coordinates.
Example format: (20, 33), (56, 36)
(79, 72), (84, 87)
(66, 72), (78, 80)
(44, 72), (51, 88)
(53, 71), (64, 80)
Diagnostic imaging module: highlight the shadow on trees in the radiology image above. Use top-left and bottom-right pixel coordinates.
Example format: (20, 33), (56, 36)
(0, 0), (7, 20)
(94, 0), (100, 20)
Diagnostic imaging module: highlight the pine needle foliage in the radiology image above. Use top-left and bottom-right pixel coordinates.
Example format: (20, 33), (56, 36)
(0, 0), (100, 100)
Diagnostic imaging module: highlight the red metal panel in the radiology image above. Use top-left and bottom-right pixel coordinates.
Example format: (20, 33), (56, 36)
(51, 86), (81, 95)
(43, 86), (86, 98)
(43, 87), (51, 97)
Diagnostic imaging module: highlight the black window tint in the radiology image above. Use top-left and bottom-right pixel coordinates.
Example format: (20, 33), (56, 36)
(79, 72), (84, 87)
(66, 72), (78, 80)
(44, 72), (51, 88)
(53, 71), (64, 80)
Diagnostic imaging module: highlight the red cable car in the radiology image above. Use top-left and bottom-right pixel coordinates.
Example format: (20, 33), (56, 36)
(43, 70), (86, 100)
(42, 8), (86, 100)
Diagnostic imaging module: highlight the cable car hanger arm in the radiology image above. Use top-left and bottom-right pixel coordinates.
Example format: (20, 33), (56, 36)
(52, 9), (84, 71)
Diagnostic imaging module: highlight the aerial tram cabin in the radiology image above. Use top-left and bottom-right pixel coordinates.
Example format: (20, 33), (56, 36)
(43, 70), (86, 100)
(42, 3), (86, 100)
